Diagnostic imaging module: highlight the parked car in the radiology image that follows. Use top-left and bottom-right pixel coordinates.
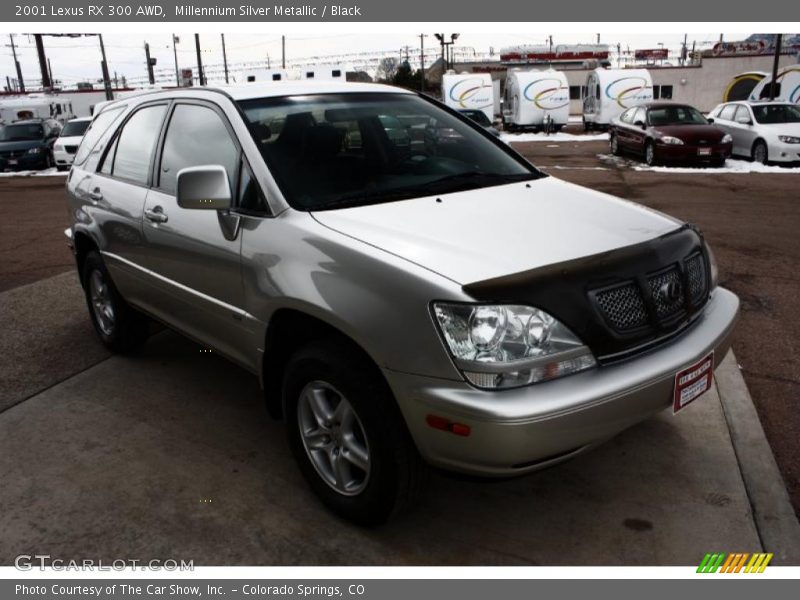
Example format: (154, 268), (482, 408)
(0, 118), (61, 171)
(708, 101), (800, 164)
(458, 108), (502, 137)
(66, 83), (739, 525)
(609, 102), (732, 167)
(53, 116), (92, 171)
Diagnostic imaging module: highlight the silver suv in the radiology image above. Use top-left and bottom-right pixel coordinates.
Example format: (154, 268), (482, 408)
(66, 82), (739, 524)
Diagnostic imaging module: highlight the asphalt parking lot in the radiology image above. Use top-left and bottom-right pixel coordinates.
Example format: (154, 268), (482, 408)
(1, 140), (799, 565)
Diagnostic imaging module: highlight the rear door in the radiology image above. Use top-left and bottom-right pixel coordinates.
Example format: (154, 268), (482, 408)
(89, 102), (169, 302)
(138, 100), (255, 368)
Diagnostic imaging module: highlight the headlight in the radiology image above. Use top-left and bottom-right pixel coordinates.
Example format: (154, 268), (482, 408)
(704, 242), (719, 291)
(54, 144), (64, 151)
(778, 135), (800, 144)
(26, 147), (42, 154)
(432, 303), (597, 389)
(660, 136), (684, 145)
(721, 134), (733, 144)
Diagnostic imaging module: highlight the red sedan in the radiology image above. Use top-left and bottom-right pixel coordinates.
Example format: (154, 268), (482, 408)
(609, 102), (733, 167)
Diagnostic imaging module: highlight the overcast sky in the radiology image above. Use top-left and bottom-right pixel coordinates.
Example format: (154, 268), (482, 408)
(1, 31), (747, 88)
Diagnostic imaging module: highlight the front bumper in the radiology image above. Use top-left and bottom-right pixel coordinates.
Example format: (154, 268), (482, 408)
(385, 286), (739, 476)
(656, 142), (731, 163)
(0, 152), (49, 171)
(766, 139), (800, 163)
(53, 149), (75, 167)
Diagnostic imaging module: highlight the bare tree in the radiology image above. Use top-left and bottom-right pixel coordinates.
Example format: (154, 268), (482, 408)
(375, 57), (399, 83)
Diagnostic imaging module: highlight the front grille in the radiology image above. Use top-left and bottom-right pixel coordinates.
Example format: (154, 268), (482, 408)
(65, 145), (78, 154)
(595, 283), (648, 330)
(591, 251), (710, 344)
(0, 150), (23, 159)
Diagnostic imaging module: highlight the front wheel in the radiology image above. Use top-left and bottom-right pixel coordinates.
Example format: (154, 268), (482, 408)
(81, 251), (149, 353)
(752, 140), (768, 164)
(645, 141), (658, 166)
(283, 340), (425, 525)
(610, 134), (620, 156)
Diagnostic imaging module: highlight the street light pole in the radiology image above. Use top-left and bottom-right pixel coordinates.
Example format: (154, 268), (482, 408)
(172, 34), (180, 87)
(8, 34), (25, 92)
(419, 34), (426, 93)
(221, 33), (229, 84)
(98, 34), (113, 100)
(194, 34), (205, 86)
(33, 34), (51, 90)
(769, 34), (783, 101)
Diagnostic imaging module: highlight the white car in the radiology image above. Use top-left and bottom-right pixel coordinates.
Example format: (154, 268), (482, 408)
(708, 101), (800, 164)
(53, 117), (92, 171)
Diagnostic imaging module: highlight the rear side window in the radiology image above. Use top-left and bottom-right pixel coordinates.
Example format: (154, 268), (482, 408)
(718, 104), (737, 121)
(158, 104), (239, 195)
(107, 104), (167, 184)
(74, 106), (124, 165)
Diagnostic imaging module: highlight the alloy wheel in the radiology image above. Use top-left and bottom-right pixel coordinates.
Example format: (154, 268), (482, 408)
(89, 269), (115, 336)
(297, 381), (371, 496)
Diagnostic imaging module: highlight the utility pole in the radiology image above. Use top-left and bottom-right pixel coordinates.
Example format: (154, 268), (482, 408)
(98, 33), (113, 100)
(34, 34), (51, 90)
(769, 34), (783, 101)
(48, 58), (54, 88)
(8, 34), (25, 92)
(145, 42), (156, 85)
(172, 34), (180, 87)
(681, 33), (688, 66)
(195, 34), (205, 86)
(597, 33), (600, 44)
(281, 35), (286, 69)
(221, 33), (229, 84)
(419, 34), (426, 93)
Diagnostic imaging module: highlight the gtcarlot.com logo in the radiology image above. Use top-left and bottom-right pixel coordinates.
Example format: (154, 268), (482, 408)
(15, 554), (194, 571)
(697, 552), (773, 573)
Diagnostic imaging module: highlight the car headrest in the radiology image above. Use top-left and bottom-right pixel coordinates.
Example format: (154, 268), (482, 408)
(249, 122), (272, 145)
(303, 125), (344, 160)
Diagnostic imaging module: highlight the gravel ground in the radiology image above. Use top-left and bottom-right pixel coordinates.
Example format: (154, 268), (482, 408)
(1, 144), (798, 517)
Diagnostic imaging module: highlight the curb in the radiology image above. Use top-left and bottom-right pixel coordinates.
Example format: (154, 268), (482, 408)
(716, 350), (800, 564)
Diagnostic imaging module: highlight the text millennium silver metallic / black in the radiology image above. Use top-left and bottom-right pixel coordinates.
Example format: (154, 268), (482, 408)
(174, 4), (362, 17)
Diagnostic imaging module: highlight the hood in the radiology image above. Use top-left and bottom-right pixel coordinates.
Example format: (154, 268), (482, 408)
(760, 122), (800, 136)
(311, 177), (681, 285)
(56, 135), (84, 146)
(0, 139), (45, 152)
(652, 124), (726, 144)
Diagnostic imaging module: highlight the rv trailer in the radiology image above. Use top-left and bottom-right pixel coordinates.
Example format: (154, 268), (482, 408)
(503, 68), (570, 132)
(748, 66), (800, 104)
(582, 68), (653, 130)
(0, 96), (75, 125)
(441, 71), (495, 122)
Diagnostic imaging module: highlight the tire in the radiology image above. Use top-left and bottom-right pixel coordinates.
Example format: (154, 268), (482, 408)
(752, 140), (768, 165)
(645, 141), (657, 166)
(81, 251), (149, 353)
(610, 134), (620, 156)
(283, 340), (425, 526)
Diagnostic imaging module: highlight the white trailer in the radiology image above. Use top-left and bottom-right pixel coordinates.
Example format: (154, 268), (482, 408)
(0, 95), (75, 125)
(748, 66), (800, 104)
(582, 68), (653, 130)
(442, 72), (495, 122)
(503, 69), (570, 131)
(242, 69), (290, 83)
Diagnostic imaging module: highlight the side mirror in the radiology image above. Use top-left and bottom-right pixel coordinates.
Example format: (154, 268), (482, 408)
(176, 165), (231, 210)
(707, 117), (714, 123)
(634, 120), (646, 129)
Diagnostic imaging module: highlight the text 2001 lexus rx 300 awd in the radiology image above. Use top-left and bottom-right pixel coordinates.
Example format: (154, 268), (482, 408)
(65, 82), (739, 524)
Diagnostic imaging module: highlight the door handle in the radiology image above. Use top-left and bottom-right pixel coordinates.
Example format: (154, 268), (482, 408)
(88, 189), (103, 203)
(144, 206), (168, 224)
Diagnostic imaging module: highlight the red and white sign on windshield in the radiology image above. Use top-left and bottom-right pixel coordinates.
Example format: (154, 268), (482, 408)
(673, 352), (715, 414)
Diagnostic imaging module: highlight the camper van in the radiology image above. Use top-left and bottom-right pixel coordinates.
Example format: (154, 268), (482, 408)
(582, 68), (653, 130)
(242, 69), (290, 83)
(503, 68), (570, 132)
(442, 72), (495, 122)
(0, 96), (75, 125)
(748, 67), (800, 104)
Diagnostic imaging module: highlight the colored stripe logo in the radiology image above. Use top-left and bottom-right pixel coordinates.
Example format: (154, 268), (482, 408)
(697, 552), (773, 573)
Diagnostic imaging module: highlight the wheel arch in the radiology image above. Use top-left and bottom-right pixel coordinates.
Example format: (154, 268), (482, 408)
(72, 230), (99, 285)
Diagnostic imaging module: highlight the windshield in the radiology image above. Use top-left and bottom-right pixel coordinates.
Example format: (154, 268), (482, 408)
(460, 109), (492, 127)
(60, 120), (91, 137)
(752, 104), (800, 124)
(0, 123), (44, 142)
(648, 106), (707, 126)
(237, 92), (541, 211)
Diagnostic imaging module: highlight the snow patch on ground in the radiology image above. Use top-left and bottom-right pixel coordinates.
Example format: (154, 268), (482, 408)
(502, 132), (609, 143)
(597, 154), (800, 174)
(0, 168), (67, 178)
